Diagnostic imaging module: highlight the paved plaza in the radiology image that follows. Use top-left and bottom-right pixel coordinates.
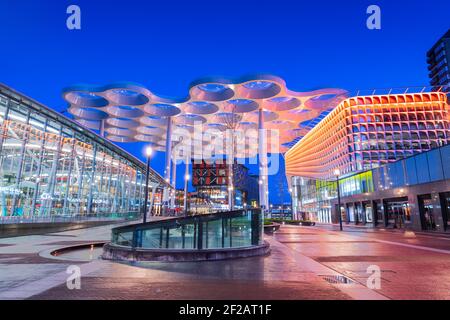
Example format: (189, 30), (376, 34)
(1, 222), (450, 300)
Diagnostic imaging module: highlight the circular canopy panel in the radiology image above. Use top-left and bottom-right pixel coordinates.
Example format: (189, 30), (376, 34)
(64, 92), (109, 108)
(243, 110), (279, 123)
(204, 123), (228, 132)
(175, 124), (195, 133)
(222, 99), (259, 113)
(190, 83), (234, 101)
(264, 97), (301, 112)
(144, 103), (181, 117)
(136, 126), (166, 136)
(237, 121), (258, 130)
(277, 109), (319, 122)
(209, 112), (243, 124)
(183, 101), (218, 115)
(134, 134), (162, 143)
(106, 117), (139, 129)
(69, 106), (109, 120)
(140, 115), (168, 127)
(174, 114), (207, 126)
(264, 120), (298, 130)
(106, 105), (144, 118)
(304, 93), (341, 111)
(107, 135), (136, 143)
(236, 81), (281, 99)
(105, 89), (149, 106)
(105, 126), (136, 136)
(75, 118), (101, 130)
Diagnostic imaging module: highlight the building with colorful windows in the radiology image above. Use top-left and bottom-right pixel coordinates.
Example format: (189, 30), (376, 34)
(286, 90), (450, 228)
(286, 92), (450, 180)
(192, 160), (259, 212)
(0, 84), (169, 223)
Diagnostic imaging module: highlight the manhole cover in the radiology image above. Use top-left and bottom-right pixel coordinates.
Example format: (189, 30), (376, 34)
(320, 275), (356, 285)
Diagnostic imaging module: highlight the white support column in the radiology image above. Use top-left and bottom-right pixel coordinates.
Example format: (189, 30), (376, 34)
(258, 108), (269, 215)
(183, 153), (189, 214)
(149, 184), (158, 217)
(170, 156), (177, 209)
(228, 130), (234, 211)
(100, 120), (105, 137)
(163, 117), (173, 215)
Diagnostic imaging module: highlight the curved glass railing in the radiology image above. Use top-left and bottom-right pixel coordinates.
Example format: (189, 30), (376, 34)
(111, 209), (263, 250)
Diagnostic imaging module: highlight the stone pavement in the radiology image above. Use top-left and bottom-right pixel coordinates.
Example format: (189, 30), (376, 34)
(1, 221), (450, 299)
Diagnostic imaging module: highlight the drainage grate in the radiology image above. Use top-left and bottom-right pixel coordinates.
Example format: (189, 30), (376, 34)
(320, 275), (356, 285)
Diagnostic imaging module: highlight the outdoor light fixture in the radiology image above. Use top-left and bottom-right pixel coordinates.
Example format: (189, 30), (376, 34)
(142, 145), (154, 224)
(185, 174), (190, 181)
(334, 168), (343, 231)
(145, 146), (153, 157)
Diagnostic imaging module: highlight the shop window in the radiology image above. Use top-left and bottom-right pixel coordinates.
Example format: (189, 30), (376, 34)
(416, 153), (430, 184)
(427, 149), (444, 181)
(441, 145), (450, 179)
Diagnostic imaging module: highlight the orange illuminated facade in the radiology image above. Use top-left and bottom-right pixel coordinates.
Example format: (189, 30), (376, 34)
(285, 92), (450, 180)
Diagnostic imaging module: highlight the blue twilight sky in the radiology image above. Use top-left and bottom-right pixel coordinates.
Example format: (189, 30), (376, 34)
(1, 0), (449, 204)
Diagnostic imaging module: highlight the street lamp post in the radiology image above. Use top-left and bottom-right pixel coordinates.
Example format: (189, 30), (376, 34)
(334, 169), (343, 231)
(184, 172), (190, 215)
(142, 146), (153, 224)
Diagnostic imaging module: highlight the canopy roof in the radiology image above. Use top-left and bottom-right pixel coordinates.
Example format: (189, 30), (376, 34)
(63, 75), (347, 158)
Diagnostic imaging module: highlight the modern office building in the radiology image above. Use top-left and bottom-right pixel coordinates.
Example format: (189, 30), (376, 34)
(0, 84), (169, 222)
(427, 29), (450, 87)
(286, 91), (450, 224)
(192, 160), (259, 212)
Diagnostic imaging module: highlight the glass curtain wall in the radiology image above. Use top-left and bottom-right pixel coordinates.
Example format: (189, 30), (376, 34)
(0, 93), (147, 221)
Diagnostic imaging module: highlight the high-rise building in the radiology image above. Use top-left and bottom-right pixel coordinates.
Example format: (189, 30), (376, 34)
(427, 29), (450, 87)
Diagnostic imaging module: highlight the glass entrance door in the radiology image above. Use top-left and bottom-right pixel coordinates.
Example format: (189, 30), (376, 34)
(418, 194), (437, 231)
(363, 202), (373, 224)
(384, 197), (410, 229)
(439, 192), (450, 231)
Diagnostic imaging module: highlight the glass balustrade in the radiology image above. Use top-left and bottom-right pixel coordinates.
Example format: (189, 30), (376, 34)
(111, 209), (263, 250)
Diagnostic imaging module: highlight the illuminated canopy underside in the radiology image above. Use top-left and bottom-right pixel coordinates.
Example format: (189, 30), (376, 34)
(63, 75), (347, 158)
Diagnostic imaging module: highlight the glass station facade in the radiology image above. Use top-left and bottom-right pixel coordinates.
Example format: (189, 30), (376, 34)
(0, 84), (167, 222)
